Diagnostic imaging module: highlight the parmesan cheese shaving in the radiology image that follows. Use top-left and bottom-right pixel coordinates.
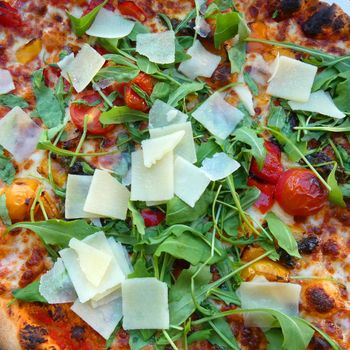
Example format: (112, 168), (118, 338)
(142, 130), (185, 168)
(0, 107), (43, 162)
(71, 297), (123, 339)
(149, 122), (197, 163)
(86, 8), (135, 39)
(0, 69), (15, 94)
(234, 77), (255, 116)
(267, 55), (317, 102)
(63, 44), (105, 93)
(192, 92), (244, 140)
(174, 156), (211, 207)
(57, 53), (74, 79)
(136, 31), (175, 64)
(84, 169), (130, 220)
(288, 90), (346, 119)
(122, 278), (169, 330)
(178, 40), (221, 80)
(131, 150), (174, 201)
(39, 258), (77, 304)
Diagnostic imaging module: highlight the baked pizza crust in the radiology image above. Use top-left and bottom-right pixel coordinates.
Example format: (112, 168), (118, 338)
(0, 300), (21, 350)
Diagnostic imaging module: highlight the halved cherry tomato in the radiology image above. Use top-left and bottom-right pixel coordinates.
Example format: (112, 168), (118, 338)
(118, 1), (146, 22)
(250, 140), (283, 184)
(0, 1), (22, 28)
(124, 73), (154, 112)
(70, 90), (115, 135)
(247, 178), (275, 214)
(275, 168), (328, 216)
(141, 208), (165, 227)
(43, 66), (70, 91)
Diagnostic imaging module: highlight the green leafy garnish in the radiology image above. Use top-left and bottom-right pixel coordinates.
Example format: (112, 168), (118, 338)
(0, 94), (29, 108)
(0, 194), (11, 226)
(13, 281), (47, 303)
(100, 106), (148, 125)
(327, 163), (346, 207)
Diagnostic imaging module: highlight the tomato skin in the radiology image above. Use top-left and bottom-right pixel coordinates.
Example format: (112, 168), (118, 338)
(118, 1), (146, 22)
(250, 141), (283, 184)
(70, 91), (115, 135)
(247, 178), (275, 214)
(141, 209), (165, 227)
(0, 1), (22, 28)
(124, 73), (154, 112)
(275, 168), (328, 216)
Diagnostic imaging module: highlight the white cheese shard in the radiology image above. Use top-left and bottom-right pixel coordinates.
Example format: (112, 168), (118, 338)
(201, 152), (240, 181)
(237, 278), (301, 329)
(86, 8), (135, 39)
(178, 40), (221, 80)
(194, 16), (211, 38)
(0, 69), (15, 94)
(234, 77), (255, 116)
(60, 232), (126, 303)
(90, 289), (122, 308)
(131, 150), (174, 201)
(63, 44), (105, 93)
(39, 258), (77, 304)
(65, 175), (96, 219)
(71, 297), (123, 339)
(57, 53), (75, 79)
(0, 107), (42, 162)
(69, 238), (112, 287)
(192, 92), (244, 140)
(149, 100), (188, 129)
(149, 122), (197, 163)
(174, 156), (210, 207)
(108, 237), (133, 276)
(84, 169), (130, 220)
(267, 55), (317, 102)
(288, 90), (346, 119)
(136, 31), (175, 64)
(122, 278), (169, 330)
(142, 130), (185, 168)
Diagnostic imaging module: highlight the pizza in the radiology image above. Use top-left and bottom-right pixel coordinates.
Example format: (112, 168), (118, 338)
(1, 0), (350, 349)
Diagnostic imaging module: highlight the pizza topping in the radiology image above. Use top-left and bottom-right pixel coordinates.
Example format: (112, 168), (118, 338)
(288, 90), (346, 119)
(0, 69), (15, 94)
(275, 168), (328, 216)
(122, 278), (169, 330)
(136, 30), (176, 64)
(141, 208), (165, 227)
(233, 77), (256, 116)
(267, 55), (318, 102)
(0, 107), (43, 162)
(86, 8), (135, 39)
(178, 40), (221, 80)
(0, 1), (22, 28)
(192, 92), (244, 139)
(62, 44), (105, 93)
(118, 1), (147, 22)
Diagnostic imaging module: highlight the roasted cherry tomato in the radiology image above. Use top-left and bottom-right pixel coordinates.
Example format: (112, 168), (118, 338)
(0, 1), (22, 28)
(250, 140), (283, 184)
(141, 208), (165, 227)
(43, 66), (70, 91)
(118, 1), (146, 22)
(70, 90), (115, 135)
(124, 73), (154, 112)
(275, 168), (328, 216)
(247, 178), (275, 214)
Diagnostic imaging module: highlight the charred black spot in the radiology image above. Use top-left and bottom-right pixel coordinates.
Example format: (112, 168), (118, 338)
(309, 336), (332, 350)
(211, 63), (231, 87)
(278, 249), (296, 268)
(71, 326), (85, 342)
(298, 235), (319, 254)
(49, 306), (65, 321)
(302, 5), (335, 36)
(20, 324), (48, 350)
(281, 0), (301, 13)
(306, 287), (335, 313)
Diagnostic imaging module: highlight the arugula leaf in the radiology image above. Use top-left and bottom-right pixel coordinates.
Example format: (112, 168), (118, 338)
(0, 94), (29, 108)
(266, 212), (301, 258)
(188, 330), (212, 344)
(167, 82), (205, 107)
(128, 202), (145, 236)
(268, 104), (288, 130)
(136, 55), (159, 74)
(128, 257), (152, 278)
(104, 54), (136, 68)
(129, 330), (152, 350)
(214, 12), (240, 48)
(98, 38), (119, 53)
(312, 67), (338, 92)
(234, 127), (266, 169)
(209, 315), (240, 350)
(13, 280), (47, 303)
(227, 42), (246, 74)
(7, 219), (100, 248)
(66, 0), (107, 37)
(0, 147), (15, 185)
(265, 329), (285, 350)
(243, 71), (258, 96)
(166, 192), (214, 225)
(128, 21), (150, 41)
(0, 194), (11, 226)
(196, 139), (222, 164)
(150, 82), (171, 102)
(32, 69), (64, 128)
(100, 106), (148, 124)
(95, 66), (140, 83)
(334, 75), (350, 112)
(327, 163), (346, 207)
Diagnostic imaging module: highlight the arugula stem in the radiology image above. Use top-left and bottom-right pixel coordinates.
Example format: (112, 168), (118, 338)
(93, 81), (114, 108)
(294, 126), (350, 132)
(70, 115), (88, 167)
(264, 127), (331, 191)
(153, 255), (160, 279)
(30, 186), (44, 222)
(38, 199), (49, 221)
(162, 330), (180, 350)
(209, 320), (240, 350)
(328, 137), (344, 168)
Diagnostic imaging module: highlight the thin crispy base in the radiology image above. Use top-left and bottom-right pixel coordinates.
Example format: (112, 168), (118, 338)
(0, 300), (21, 350)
